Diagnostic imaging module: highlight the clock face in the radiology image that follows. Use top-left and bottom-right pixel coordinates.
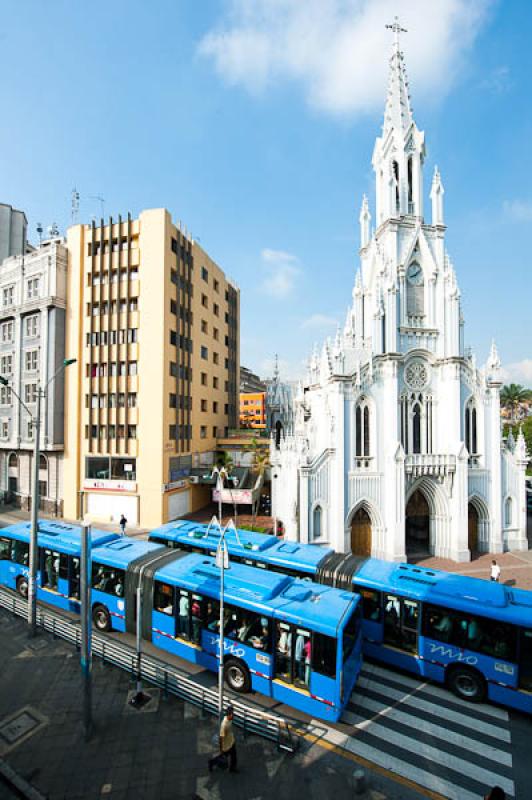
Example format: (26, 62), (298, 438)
(406, 263), (423, 286)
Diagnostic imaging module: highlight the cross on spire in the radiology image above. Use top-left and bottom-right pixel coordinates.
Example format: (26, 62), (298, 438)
(385, 16), (407, 49)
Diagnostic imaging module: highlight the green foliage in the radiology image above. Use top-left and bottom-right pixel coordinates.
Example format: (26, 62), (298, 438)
(500, 384), (532, 424)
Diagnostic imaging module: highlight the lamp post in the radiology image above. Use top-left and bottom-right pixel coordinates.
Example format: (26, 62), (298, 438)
(211, 465), (232, 722)
(0, 357), (76, 637)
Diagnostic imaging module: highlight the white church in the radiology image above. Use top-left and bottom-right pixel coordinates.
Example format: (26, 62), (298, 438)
(271, 30), (529, 563)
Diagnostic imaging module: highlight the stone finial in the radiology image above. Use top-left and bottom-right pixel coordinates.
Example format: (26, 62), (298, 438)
(515, 427), (529, 461)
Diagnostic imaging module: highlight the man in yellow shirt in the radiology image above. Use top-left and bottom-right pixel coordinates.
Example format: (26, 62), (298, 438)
(208, 706), (238, 773)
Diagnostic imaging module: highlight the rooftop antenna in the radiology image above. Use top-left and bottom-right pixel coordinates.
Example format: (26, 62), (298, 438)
(36, 222), (43, 244)
(48, 223), (60, 238)
(71, 187), (80, 224)
(89, 195), (105, 219)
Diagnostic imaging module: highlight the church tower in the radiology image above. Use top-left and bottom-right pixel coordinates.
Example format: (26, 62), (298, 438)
(271, 19), (528, 563)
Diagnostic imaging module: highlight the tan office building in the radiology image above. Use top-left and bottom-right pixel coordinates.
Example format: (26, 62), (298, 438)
(64, 209), (239, 528)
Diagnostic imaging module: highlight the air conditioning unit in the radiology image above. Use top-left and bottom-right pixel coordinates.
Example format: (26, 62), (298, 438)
(189, 476), (199, 484)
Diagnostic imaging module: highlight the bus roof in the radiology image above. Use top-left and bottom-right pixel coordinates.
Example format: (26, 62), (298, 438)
(92, 538), (162, 567)
(155, 552), (359, 637)
(150, 521), (332, 575)
(1, 521), (119, 555)
(355, 559), (532, 625)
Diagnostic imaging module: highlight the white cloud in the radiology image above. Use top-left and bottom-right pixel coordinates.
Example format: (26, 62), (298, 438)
(301, 313), (339, 329)
(503, 199), (532, 222)
(198, 0), (490, 116)
(502, 360), (532, 387)
(259, 248), (301, 297)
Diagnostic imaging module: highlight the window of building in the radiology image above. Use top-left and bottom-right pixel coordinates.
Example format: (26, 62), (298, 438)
(201, 346), (208, 360)
(169, 393), (177, 408)
(1, 321), (13, 342)
(1, 420), (8, 438)
(127, 393), (137, 408)
(213, 376), (219, 389)
(201, 399), (207, 412)
(24, 384), (37, 404)
(25, 350), (39, 372)
(201, 266), (208, 282)
(128, 362), (137, 376)
(213, 401), (218, 413)
(213, 303), (219, 317)
(27, 278), (40, 300)
(170, 362), (177, 377)
(3, 286), (14, 307)
(201, 319), (208, 334)
(169, 425), (177, 440)
(117, 425), (125, 439)
(117, 393), (125, 407)
(0, 386), (11, 405)
(214, 279), (219, 293)
(201, 372), (207, 386)
(26, 420), (33, 440)
(200, 426), (207, 439)
(213, 352), (219, 365)
(213, 327), (219, 341)
(91, 425), (97, 438)
(355, 399), (371, 460)
(505, 497), (513, 527)
(127, 425), (137, 439)
(170, 299), (177, 315)
(224, 358), (229, 369)
(109, 425), (116, 439)
(465, 399), (478, 456)
(224, 404), (228, 415)
(201, 294), (208, 308)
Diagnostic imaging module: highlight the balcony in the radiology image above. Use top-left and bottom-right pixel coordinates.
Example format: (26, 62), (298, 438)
(404, 454), (456, 479)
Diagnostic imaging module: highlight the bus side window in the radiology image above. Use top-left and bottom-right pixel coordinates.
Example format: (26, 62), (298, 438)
(154, 581), (174, 615)
(12, 540), (29, 566)
(92, 563), (125, 597)
(354, 585), (381, 622)
(0, 537), (11, 560)
(312, 632), (337, 678)
(424, 604), (454, 643)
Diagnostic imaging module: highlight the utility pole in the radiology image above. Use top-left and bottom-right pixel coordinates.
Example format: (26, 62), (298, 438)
(80, 522), (92, 740)
(28, 387), (41, 635)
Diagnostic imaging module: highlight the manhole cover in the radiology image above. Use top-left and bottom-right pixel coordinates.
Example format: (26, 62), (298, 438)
(0, 707), (48, 754)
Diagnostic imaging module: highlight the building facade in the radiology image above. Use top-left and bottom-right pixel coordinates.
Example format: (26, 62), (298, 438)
(0, 237), (67, 514)
(240, 365), (266, 394)
(239, 391), (266, 429)
(0, 202), (27, 264)
(272, 37), (528, 562)
(64, 209), (239, 528)
(266, 356), (294, 445)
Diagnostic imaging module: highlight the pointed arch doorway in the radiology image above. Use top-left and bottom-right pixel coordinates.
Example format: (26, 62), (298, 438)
(406, 489), (430, 558)
(350, 508), (372, 556)
(468, 503), (479, 554)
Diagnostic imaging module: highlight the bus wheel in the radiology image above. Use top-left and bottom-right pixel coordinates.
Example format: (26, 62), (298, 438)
(92, 605), (111, 632)
(224, 658), (251, 693)
(448, 666), (486, 702)
(16, 576), (28, 599)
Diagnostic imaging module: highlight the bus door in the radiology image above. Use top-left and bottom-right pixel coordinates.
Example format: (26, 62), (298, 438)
(518, 628), (532, 692)
(69, 556), (81, 600)
(40, 549), (68, 595)
(274, 621), (311, 690)
(383, 594), (419, 655)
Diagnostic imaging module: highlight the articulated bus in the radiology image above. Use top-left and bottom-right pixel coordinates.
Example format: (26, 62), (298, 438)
(0, 523), (362, 722)
(149, 520), (532, 715)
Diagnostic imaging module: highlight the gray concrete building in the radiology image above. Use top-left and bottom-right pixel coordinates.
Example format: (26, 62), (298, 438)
(0, 237), (67, 514)
(0, 203), (28, 264)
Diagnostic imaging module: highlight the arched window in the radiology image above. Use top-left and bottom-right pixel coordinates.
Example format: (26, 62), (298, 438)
(392, 160), (400, 213)
(505, 497), (513, 527)
(355, 399), (371, 460)
(465, 399), (478, 455)
(412, 403), (421, 454)
(8, 453), (18, 468)
(313, 505), (322, 540)
(39, 454), (48, 470)
(407, 156), (413, 212)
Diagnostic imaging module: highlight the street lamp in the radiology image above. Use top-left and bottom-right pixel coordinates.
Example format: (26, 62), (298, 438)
(0, 357), (76, 637)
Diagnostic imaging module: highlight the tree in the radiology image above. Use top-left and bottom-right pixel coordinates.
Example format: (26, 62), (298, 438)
(216, 450), (234, 476)
(500, 384), (532, 425)
(250, 438), (270, 531)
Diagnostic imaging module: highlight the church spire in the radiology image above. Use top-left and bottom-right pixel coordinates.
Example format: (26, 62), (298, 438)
(372, 18), (425, 224)
(383, 18), (412, 138)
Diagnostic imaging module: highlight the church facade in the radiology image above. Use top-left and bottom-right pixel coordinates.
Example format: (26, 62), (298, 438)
(271, 37), (528, 563)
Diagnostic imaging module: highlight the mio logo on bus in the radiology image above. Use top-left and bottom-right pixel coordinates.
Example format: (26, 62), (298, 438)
(208, 634), (245, 659)
(429, 643), (479, 665)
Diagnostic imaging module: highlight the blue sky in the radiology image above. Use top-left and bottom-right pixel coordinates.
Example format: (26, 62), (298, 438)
(1, 0), (530, 385)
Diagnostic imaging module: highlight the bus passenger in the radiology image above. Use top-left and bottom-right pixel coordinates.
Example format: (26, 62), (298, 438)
(295, 633), (306, 681)
(179, 593), (190, 639)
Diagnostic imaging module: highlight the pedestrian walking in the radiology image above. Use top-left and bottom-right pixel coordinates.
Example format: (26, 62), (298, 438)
(208, 705), (238, 773)
(490, 559), (501, 583)
(484, 786), (505, 800)
(119, 514), (127, 536)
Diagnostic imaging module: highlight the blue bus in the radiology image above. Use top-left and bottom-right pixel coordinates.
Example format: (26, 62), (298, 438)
(149, 521), (532, 715)
(0, 521), (119, 613)
(0, 524), (363, 721)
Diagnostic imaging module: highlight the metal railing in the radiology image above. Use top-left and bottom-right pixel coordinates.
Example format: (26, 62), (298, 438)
(0, 587), (297, 753)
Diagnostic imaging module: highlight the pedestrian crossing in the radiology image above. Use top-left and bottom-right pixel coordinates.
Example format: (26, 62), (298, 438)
(311, 662), (515, 800)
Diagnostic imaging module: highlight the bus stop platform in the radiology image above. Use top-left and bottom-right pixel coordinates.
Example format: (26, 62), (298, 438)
(0, 607), (425, 800)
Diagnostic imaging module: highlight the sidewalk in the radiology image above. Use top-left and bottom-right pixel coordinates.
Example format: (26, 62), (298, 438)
(0, 608), (424, 800)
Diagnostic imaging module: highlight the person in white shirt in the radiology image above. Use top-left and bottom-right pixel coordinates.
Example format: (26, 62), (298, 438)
(490, 560), (501, 583)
